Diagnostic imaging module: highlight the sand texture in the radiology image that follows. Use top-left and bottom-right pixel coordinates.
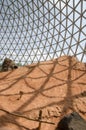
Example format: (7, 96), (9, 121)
(0, 56), (86, 130)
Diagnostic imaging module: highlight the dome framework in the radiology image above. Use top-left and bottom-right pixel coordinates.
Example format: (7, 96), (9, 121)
(0, 0), (86, 65)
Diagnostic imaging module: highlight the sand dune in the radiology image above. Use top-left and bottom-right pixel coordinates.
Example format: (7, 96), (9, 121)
(0, 56), (86, 130)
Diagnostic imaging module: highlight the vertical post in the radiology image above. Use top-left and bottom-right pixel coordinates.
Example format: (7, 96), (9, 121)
(38, 110), (42, 130)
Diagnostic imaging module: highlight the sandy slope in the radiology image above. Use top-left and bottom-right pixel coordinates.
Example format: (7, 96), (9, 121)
(0, 56), (86, 130)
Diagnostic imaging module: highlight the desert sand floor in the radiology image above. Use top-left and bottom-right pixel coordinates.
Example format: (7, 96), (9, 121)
(0, 56), (86, 130)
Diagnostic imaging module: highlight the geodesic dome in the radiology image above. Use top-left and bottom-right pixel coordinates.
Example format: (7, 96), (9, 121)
(0, 0), (86, 65)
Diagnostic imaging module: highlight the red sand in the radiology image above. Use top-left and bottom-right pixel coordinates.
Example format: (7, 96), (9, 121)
(0, 56), (86, 130)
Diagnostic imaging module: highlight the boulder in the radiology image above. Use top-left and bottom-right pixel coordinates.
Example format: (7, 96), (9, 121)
(56, 112), (86, 130)
(1, 58), (18, 71)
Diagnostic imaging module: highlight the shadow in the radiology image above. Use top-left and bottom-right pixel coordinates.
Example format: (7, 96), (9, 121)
(0, 64), (37, 93)
(60, 56), (75, 115)
(0, 56), (86, 129)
